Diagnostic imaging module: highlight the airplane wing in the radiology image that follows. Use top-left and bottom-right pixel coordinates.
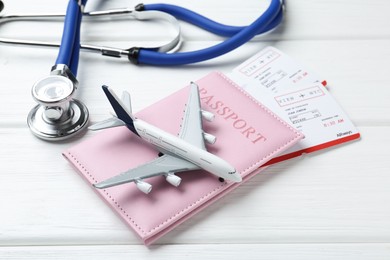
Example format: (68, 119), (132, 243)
(93, 154), (200, 189)
(178, 83), (207, 150)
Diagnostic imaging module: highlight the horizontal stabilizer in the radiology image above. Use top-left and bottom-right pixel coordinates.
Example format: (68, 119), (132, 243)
(88, 117), (126, 131)
(121, 91), (132, 114)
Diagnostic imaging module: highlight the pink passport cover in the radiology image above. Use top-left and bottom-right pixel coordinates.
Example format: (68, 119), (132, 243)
(63, 72), (303, 245)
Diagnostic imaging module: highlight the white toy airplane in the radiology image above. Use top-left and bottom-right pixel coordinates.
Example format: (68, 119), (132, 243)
(89, 83), (242, 194)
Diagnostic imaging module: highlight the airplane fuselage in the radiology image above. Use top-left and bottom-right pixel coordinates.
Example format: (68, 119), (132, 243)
(133, 119), (241, 182)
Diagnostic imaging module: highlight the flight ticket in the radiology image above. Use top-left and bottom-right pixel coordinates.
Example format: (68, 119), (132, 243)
(228, 46), (360, 163)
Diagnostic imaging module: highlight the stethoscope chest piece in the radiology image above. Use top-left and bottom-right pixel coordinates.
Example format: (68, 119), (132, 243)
(27, 65), (89, 141)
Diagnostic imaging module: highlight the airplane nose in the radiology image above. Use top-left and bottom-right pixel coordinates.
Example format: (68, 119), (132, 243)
(227, 170), (242, 182)
(234, 172), (242, 182)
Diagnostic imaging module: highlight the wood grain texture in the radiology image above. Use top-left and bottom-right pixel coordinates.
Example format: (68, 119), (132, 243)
(0, 0), (389, 258)
(1, 244), (390, 260)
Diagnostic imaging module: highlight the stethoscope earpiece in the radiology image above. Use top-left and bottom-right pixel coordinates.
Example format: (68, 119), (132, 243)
(27, 65), (89, 141)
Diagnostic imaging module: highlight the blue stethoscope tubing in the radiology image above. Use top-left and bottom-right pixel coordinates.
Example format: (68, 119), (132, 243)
(140, 2), (283, 38)
(134, 0), (284, 65)
(55, 0), (86, 76)
(56, 0), (284, 69)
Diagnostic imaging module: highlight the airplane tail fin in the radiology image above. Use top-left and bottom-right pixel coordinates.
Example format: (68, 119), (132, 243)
(102, 85), (134, 122)
(89, 85), (138, 135)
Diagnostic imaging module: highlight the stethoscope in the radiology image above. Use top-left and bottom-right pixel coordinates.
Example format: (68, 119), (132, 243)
(0, 0), (284, 141)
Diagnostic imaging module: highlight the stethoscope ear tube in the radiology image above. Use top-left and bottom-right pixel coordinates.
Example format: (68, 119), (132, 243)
(0, 8), (182, 59)
(134, 0), (283, 65)
(140, 2), (282, 37)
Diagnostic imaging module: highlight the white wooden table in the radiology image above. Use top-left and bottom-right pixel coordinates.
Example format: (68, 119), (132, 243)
(1, 0), (389, 259)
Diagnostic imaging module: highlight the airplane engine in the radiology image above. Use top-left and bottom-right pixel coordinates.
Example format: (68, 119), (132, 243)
(201, 110), (215, 122)
(203, 132), (216, 144)
(165, 173), (182, 187)
(135, 180), (152, 194)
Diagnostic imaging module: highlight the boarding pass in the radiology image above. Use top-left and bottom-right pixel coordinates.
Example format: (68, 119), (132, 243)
(228, 46), (360, 163)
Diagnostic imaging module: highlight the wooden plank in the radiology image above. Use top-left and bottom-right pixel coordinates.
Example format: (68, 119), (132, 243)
(0, 244), (390, 260)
